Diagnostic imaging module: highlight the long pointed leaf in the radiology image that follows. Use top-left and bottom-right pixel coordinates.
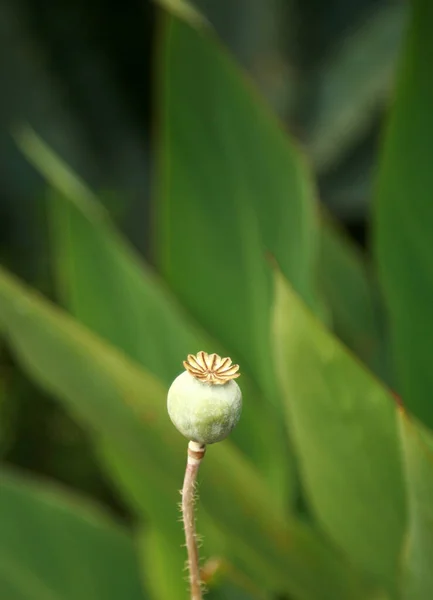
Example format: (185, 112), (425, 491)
(156, 15), (318, 401)
(373, 0), (433, 428)
(272, 269), (405, 590)
(0, 467), (145, 600)
(318, 214), (391, 383)
(399, 412), (433, 599)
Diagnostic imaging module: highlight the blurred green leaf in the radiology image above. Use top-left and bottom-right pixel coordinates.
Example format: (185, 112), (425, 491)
(138, 526), (187, 600)
(203, 557), (271, 600)
(0, 466), (145, 600)
(0, 266), (376, 599)
(272, 269), (406, 591)
(156, 16), (318, 401)
(16, 128), (292, 508)
(373, 0), (433, 429)
(305, 4), (407, 174)
(154, 0), (206, 27)
(0, 356), (16, 457)
(318, 213), (391, 383)
(399, 411), (433, 599)
(207, 581), (267, 600)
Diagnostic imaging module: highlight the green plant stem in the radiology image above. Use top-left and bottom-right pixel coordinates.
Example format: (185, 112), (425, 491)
(182, 441), (206, 600)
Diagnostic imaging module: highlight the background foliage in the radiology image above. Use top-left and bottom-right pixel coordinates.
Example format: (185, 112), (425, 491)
(1, 0), (433, 599)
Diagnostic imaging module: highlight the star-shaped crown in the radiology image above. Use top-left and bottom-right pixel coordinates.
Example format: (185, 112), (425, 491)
(183, 351), (240, 385)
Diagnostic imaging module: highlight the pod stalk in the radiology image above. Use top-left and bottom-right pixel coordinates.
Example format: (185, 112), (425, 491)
(182, 440), (206, 600)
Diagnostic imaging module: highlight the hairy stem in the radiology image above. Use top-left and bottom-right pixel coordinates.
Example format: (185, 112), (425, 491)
(182, 441), (206, 600)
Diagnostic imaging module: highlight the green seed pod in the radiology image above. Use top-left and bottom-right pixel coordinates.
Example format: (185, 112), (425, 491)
(167, 351), (242, 445)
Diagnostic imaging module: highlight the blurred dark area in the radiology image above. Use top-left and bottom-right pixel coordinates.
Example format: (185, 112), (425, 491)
(0, 0), (406, 515)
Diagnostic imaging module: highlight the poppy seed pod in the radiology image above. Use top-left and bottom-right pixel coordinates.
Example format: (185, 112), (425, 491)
(167, 351), (242, 445)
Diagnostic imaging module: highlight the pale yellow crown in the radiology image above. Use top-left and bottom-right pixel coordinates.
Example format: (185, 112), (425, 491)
(183, 351), (240, 385)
